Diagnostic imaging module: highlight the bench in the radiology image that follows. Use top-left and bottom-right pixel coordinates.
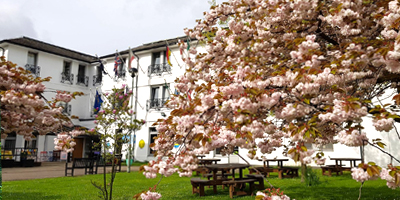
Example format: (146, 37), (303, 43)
(246, 174), (265, 190)
(222, 178), (257, 198)
(65, 158), (95, 176)
(279, 167), (299, 179)
(94, 157), (122, 174)
(190, 178), (213, 196)
(321, 165), (343, 176)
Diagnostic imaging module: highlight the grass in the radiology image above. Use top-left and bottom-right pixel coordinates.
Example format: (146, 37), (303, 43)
(3, 169), (400, 200)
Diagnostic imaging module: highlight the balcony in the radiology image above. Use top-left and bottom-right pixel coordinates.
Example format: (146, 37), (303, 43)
(61, 72), (74, 85)
(76, 75), (89, 87)
(148, 63), (171, 77)
(93, 75), (102, 86)
(24, 64), (40, 77)
(146, 98), (169, 111)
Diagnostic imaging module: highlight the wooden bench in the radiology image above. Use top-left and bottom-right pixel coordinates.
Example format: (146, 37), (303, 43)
(246, 174), (265, 190)
(65, 158), (95, 176)
(279, 167), (299, 179)
(190, 178), (213, 196)
(222, 178), (257, 198)
(94, 157), (122, 174)
(321, 165), (343, 176)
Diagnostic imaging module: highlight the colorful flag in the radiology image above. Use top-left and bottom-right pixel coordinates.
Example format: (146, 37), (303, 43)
(186, 39), (190, 51)
(128, 48), (135, 70)
(114, 53), (121, 76)
(94, 90), (103, 114)
(166, 46), (172, 66)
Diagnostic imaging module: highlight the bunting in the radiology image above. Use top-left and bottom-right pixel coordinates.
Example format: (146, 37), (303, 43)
(128, 48), (135, 70)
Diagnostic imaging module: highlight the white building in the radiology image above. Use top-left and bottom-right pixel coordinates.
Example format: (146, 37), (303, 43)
(1, 36), (399, 169)
(0, 36), (101, 161)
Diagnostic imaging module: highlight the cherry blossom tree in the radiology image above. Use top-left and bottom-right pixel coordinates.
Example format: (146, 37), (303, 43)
(142, 0), (400, 198)
(88, 85), (144, 200)
(1, 56), (84, 149)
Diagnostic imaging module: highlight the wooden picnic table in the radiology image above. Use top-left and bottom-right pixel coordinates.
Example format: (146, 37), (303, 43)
(198, 158), (221, 166)
(205, 163), (249, 194)
(257, 158), (289, 168)
(330, 158), (362, 170)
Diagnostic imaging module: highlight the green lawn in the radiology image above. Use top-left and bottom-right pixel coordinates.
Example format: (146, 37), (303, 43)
(2, 169), (400, 200)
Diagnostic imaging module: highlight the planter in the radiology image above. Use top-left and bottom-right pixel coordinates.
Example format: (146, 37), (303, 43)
(1, 159), (15, 168)
(20, 159), (34, 167)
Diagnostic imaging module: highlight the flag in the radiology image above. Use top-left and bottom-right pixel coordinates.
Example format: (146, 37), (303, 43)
(186, 39), (190, 51)
(94, 90), (103, 114)
(166, 46), (172, 66)
(98, 57), (107, 74)
(114, 53), (121, 76)
(128, 48), (135, 70)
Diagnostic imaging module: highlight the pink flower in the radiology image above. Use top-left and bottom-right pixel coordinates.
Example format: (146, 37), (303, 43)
(140, 191), (162, 200)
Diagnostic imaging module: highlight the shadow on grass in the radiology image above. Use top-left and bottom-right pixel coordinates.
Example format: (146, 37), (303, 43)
(3, 192), (63, 200)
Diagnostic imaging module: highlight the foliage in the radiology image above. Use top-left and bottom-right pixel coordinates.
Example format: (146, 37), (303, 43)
(143, 0), (400, 196)
(87, 86), (144, 200)
(304, 167), (321, 187)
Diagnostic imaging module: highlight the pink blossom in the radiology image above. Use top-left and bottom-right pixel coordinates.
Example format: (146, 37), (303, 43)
(140, 191), (162, 200)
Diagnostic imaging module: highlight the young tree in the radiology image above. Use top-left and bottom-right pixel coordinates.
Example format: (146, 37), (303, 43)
(88, 86), (144, 200)
(142, 0), (400, 198)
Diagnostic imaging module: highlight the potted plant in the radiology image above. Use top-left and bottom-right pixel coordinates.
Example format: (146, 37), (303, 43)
(20, 150), (34, 167)
(20, 150), (28, 160)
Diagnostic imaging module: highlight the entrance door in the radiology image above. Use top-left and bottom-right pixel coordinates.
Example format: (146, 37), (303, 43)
(72, 138), (84, 158)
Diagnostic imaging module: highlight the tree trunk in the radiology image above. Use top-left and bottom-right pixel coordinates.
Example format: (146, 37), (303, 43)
(301, 163), (306, 182)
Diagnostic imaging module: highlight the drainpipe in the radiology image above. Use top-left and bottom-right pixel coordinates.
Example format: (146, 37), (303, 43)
(132, 52), (139, 163)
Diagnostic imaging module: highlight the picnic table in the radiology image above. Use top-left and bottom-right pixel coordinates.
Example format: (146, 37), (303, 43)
(321, 157), (362, 176)
(249, 158), (298, 179)
(198, 158), (221, 165)
(205, 163), (249, 194)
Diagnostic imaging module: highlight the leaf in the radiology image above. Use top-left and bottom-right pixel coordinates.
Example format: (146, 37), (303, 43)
(288, 148), (296, 154)
(304, 98), (310, 104)
(376, 142), (386, 149)
(301, 146), (307, 151)
(367, 167), (373, 176)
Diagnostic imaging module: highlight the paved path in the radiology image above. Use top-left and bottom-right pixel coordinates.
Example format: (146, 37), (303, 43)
(2, 161), (140, 181)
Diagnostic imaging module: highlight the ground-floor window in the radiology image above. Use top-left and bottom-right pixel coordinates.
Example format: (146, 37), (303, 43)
(149, 127), (158, 155)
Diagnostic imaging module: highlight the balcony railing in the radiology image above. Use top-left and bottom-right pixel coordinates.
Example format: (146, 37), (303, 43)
(146, 98), (170, 111)
(148, 63), (171, 77)
(76, 75), (89, 87)
(93, 75), (102, 86)
(25, 64), (40, 77)
(61, 73), (74, 85)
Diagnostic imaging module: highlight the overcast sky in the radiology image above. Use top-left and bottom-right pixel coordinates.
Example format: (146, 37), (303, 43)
(0, 0), (215, 56)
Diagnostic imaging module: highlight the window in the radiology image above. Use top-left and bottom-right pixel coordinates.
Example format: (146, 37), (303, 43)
(152, 52), (161, 65)
(77, 65), (86, 84)
(4, 132), (16, 149)
(93, 65), (103, 86)
(25, 52), (40, 76)
(216, 146), (239, 155)
(150, 86), (160, 108)
(24, 140), (37, 149)
(63, 61), (71, 76)
(149, 127), (158, 155)
(61, 61), (73, 84)
(162, 85), (170, 104)
(148, 52), (171, 76)
(305, 143), (334, 152)
(27, 52), (37, 66)
(59, 102), (72, 115)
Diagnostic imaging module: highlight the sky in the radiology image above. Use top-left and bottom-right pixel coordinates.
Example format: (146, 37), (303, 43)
(0, 0), (215, 56)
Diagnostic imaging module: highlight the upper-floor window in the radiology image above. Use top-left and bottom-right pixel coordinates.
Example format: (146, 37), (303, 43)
(93, 65), (103, 86)
(148, 52), (171, 77)
(147, 84), (170, 110)
(25, 52), (40, 76)
(77, 65), (88, 86)
(61, 61), (73, 84)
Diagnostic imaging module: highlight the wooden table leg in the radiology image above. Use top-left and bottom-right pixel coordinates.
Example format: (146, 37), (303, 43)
(213, 170), (217, 194)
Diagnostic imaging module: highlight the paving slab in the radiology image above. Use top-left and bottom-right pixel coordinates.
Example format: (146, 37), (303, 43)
(2, 161), (140, 181)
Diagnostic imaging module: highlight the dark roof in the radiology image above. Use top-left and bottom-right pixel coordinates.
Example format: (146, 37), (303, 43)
(100, 35), (196, 59)
(0, 36), (98, 63)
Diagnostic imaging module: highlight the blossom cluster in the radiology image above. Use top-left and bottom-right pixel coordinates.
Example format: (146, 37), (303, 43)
(140, 191), (162, 200)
